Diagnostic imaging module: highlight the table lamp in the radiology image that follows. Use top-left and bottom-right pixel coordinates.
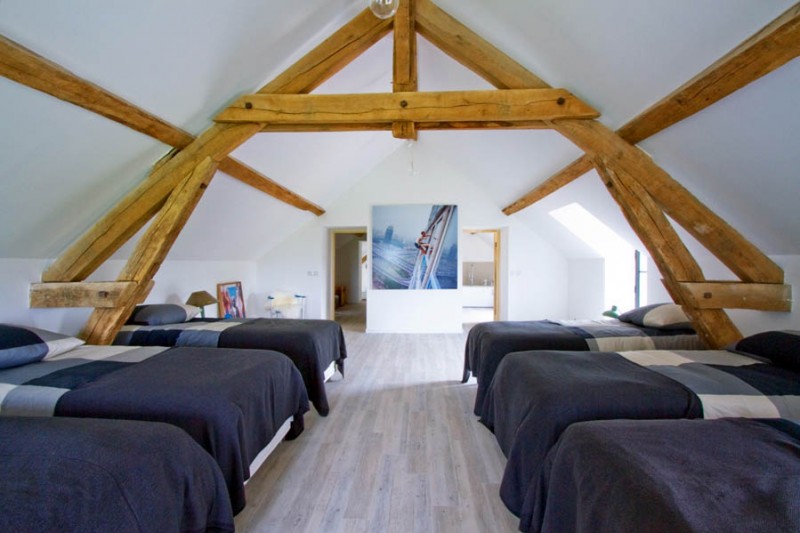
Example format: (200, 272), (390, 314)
(186, 290), (217, 318)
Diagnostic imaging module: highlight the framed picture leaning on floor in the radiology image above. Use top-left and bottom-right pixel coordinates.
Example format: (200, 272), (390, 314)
(217, 281), (246, 318)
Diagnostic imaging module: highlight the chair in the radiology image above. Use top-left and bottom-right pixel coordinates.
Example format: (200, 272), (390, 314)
(265, 291), (306, 318)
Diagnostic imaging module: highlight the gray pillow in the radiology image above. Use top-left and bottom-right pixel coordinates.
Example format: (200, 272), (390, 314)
(618, 303), (693, 330)
(0, 324), (85, 369)
(127, 304), (200, 326)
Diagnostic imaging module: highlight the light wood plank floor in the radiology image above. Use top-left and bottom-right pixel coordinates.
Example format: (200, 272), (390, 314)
(234, 304), (518, 532)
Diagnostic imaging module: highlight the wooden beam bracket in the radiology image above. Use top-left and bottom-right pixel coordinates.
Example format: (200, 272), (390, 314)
(679, 281), (792, 312)
(29, 281), (140, 309)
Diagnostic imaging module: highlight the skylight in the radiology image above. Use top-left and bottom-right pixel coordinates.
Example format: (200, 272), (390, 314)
(549, 203), (632, 258)
(550, 202), (639, 312)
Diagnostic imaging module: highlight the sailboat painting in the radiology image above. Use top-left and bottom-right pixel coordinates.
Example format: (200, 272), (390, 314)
(372, 204), (458, 290)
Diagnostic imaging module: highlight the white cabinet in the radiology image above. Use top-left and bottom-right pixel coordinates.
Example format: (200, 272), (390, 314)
(462, 286), (493, 307)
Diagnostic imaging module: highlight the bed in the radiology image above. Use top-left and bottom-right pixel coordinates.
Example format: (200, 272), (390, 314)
(114, 304), (347, 416)
(480, 330), (800, 522)
(525, 417), (800, 533)
(0, 416), (235, 532)
(0, 324), (310, 515)
(463, 303), (704, 417)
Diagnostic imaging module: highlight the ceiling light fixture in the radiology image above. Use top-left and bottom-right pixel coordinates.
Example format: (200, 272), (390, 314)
(368, 0), (399, 19)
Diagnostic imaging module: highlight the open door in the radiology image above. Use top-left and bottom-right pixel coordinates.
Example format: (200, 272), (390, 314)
(329, 227), (367, 331)
(462, 229), (501, 323)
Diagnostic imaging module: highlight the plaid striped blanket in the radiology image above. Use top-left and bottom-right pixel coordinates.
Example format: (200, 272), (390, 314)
(0, 344), (309, 514)
(115, 317), (346, 416)
(0, 345), (167, 416)
(466, 318), (704, 417)
(618, 349), (800, 419)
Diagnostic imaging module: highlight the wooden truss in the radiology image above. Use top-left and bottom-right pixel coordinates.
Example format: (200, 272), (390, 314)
(9, 0), (795, 346)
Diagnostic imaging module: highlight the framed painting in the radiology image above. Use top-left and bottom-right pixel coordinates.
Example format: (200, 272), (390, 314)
(217, 281), (246, 319)
(372, 204), (458, 290)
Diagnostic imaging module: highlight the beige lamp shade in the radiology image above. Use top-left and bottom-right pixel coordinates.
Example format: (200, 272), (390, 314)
(186, 290), (217, 307)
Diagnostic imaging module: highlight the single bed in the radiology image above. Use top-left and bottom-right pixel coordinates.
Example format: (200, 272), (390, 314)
(114, 304), (347, 416)
(0, 416), (235, 532)
(525, 417), (800, 533)
(0, 324), (310, 515)
(464, 303), (704, 417)
(481, 330), (800, 522)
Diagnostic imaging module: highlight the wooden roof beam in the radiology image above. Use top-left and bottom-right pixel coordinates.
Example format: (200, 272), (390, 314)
(415, 0), (550, 90)
(81, 157), (217, 344)
(41, 9), (391, 283)
(216, 88), (599, 124)
(392, 0), (418, 139)
(0, 35), (324, 216)
(260, 120), (550, 132)
(503, 3), (800, 215)
(555, 119), (784, 284)
(593, 158), (741, 348)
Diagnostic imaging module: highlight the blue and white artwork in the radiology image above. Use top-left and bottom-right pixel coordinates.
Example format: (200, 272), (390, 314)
(372, 204), (458, 290)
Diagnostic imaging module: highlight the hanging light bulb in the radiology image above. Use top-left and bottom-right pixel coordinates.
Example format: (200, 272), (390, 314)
(368, 0), (399, 19)
(406, 139), (418, 176)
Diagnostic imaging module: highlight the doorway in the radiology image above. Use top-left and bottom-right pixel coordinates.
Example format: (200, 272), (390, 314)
(329, 228), (367, 332)
(462, 229), (500, 324)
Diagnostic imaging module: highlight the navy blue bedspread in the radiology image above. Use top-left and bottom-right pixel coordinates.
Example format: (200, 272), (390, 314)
(464, 319), (699, 417)
(0, 416), (234, 532)
(464, 321), (586, 415)
(116, 318), (346, 416)
(526, 418), (800, 532)
(482, 351), (703, 519)
(53, 347), (309, 515)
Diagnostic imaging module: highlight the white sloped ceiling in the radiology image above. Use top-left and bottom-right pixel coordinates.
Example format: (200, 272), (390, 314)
(0, 0), (797, 263)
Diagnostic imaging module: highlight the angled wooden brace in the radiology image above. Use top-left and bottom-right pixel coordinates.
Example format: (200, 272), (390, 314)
(81, 157), (217, 345)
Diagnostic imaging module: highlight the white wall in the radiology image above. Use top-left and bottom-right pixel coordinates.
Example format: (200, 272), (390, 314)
(257, 142), (569, 332)
(462, 232), (494, 262)
(0, 258), (257, 336)
(567, 258), (605, 319)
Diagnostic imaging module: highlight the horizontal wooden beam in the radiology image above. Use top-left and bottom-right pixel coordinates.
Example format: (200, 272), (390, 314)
(0, 34), (324, 216)
(216, 89), (599, 125)
(679, 281), (792, 312)
(260, 120), (550, 133)
(29, 281), (140, 308)
(502, 3), (800, 215)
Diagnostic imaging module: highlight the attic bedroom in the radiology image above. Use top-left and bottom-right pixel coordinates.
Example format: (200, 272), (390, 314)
(1, 0), (799, 531)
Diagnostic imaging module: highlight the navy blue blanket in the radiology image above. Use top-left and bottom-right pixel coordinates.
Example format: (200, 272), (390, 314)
(0, 346), (309, 515)
(482, 350), (702, 518)
(463, 319), (701, 417)
(526, 418), (800, 532)
(115, 318), (346, 416)
(481, 348), (800, 522)
(0, 416), (234, 532)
